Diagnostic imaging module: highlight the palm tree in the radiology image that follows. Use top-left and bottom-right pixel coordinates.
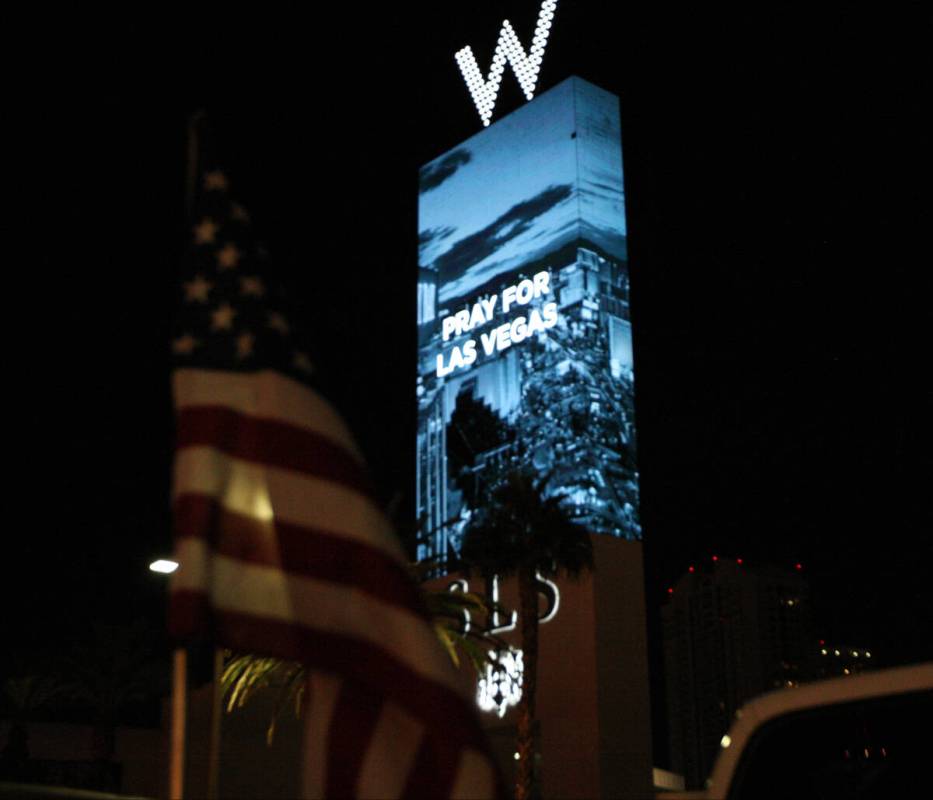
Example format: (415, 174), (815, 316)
(460, 468), (593, 800)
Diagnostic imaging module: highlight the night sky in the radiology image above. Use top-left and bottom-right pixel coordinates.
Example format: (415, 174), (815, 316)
(9, 1), (930, 711)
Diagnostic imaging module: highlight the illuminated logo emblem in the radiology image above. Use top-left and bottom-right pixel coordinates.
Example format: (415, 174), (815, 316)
(455, 0), (558, 127)
(477, 646), (524, 718)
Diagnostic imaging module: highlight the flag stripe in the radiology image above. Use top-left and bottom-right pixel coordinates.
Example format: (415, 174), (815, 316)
(450, 750), (499, 800)
(168, 594), (492, 752)
(301, 671), (342, 799)
(172, 540), (455, 688)
(356, 699), (425, 799)
(173, 494), (426, 613)
(326, 680), (385, 798)
(173, 446), (404, 561)
(174, 368), (363, 460)
(402, 734), (463, 799)
(176, 404), (373, 497)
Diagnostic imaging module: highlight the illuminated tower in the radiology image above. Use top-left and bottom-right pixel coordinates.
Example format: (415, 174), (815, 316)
(416, 76), (641, 564)
(662, 559), (816, 788)
(416, 77), (654, 800)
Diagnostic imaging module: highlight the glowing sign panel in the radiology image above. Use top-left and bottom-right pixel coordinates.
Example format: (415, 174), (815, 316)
(455, 1), (559, 127)
(417, 78), (642, 567)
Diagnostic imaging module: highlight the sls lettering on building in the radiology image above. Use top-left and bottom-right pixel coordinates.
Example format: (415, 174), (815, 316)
(417, 77), (641, 566)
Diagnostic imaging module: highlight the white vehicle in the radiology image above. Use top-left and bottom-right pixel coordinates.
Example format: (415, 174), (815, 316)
(660, 661), (933, 799)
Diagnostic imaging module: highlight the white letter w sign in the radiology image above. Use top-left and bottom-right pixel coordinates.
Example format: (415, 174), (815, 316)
(455, 1), (558, 127)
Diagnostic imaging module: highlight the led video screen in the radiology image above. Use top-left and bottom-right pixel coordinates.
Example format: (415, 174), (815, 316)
(417, 77), (640, 565)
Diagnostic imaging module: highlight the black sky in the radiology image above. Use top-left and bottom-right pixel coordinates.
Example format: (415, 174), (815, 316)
(9, 3), (930, 682)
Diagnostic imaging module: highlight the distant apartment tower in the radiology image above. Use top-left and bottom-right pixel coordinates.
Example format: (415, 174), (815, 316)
(662, 558), (815, 789)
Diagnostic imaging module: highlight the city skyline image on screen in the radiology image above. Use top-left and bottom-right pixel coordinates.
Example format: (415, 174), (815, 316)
(417, 76), (640, 566)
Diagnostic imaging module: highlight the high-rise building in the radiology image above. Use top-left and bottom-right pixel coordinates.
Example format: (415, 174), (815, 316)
(813, 641), (876, 679)
(416, 76), (654, 799)
(662, 558), (816, 788)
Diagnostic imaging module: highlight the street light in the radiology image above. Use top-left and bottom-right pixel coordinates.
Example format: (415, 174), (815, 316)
(149, 559), (179, 574)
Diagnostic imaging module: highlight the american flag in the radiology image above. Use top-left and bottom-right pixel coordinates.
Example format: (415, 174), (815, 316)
(169, 120), (503, 799)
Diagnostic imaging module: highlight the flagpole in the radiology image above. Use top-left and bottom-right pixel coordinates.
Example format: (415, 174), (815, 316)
(206, 648), (224, 799)
(185, 111), (205, 219)
(169, 647), (187, 799)
(169, 109), (205, 800)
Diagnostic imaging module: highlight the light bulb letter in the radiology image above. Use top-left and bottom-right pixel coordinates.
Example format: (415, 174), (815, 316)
(455, 1), (560, 127)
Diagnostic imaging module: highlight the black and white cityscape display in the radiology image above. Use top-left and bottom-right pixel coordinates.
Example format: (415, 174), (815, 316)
(417, 77), (641, 566)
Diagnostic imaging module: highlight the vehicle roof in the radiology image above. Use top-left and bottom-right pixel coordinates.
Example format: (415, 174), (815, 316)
(703, 661), (933, 799)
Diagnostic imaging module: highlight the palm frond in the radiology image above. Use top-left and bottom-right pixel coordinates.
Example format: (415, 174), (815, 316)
(220, 654), (304, 728)
(220, 564), (504, 743)
(461, 466), (594, 580)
